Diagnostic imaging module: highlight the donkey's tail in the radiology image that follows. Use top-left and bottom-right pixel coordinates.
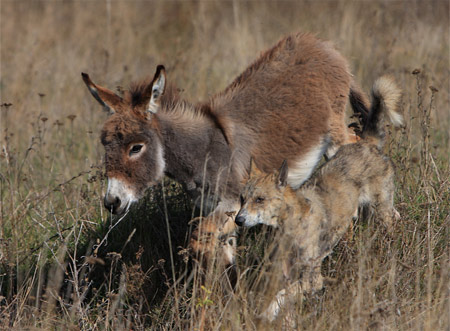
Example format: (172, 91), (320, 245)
(362, 76), (403, 147)
(349, 82), (370, 135)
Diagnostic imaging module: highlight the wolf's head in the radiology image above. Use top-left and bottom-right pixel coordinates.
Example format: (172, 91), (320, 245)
(235, 160), (290, 228)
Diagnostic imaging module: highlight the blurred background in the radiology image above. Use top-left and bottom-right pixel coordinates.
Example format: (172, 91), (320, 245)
(1, 1), (448, 329)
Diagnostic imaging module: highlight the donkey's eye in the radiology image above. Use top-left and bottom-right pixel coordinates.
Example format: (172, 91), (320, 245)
(255, 197), (265, 203)
(129, 144), (143, 156)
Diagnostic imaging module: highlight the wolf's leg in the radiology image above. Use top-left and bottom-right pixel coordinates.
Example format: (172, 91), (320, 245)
(262, 265), (325, 322)
(262, 282), (301, 322)
(375, 172), (399, 233)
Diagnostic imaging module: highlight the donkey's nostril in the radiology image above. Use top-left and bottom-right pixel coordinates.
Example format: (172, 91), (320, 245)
(104, 197), (110, 210)
(104, 195), (121, 213)
(113, 197), (121, 210)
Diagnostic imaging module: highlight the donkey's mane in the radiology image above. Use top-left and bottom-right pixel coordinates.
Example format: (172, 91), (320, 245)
(127, 80), (189, 114)
(128, 79), (152, 108)
(128, 79), (232, 144)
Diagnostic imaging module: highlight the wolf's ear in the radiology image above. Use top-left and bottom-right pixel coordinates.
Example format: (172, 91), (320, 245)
(249, 158), (264, 179)
(82, 73), (124, 115)
(300, 197), (312, 215)
(146, 65), (166, 116)
(277, 160), (289, 188)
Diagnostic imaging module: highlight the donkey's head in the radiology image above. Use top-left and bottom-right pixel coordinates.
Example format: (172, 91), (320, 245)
(82, 66), (167, 215)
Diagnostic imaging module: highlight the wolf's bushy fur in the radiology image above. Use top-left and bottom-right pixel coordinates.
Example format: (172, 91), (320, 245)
(236, 76), (403, 322)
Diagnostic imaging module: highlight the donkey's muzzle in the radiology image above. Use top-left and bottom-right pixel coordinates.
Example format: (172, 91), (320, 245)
(104, 195), (121, 214)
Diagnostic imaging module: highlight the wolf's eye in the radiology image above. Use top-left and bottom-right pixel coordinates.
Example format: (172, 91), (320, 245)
(129, 144), (143, 156)
(228, 237), (236, 246)
(255, 197), (265, 203)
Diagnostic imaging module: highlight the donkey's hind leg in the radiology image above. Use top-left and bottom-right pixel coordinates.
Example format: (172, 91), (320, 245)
(325, 94), (353, 159)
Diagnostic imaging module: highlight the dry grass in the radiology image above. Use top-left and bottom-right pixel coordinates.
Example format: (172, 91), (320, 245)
(0, 1), (449, 330)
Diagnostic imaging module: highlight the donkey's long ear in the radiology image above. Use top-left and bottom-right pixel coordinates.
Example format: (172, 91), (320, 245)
(249, 158), (264, 179)
(147, 65), (166, 115)
(81, 73), (123, 115)
(277, 160), (289, 188)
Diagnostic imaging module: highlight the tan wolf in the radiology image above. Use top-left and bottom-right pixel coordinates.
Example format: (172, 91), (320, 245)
(235, 76), (403, 322)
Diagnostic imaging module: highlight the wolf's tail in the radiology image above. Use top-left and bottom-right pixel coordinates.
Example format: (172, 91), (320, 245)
(361, 76), (403, 147)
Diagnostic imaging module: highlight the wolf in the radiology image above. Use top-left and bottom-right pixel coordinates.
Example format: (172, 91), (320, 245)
(235, 76), (403, 322)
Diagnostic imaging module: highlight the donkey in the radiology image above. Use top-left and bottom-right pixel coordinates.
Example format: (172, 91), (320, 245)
(82, 32), (369, 263)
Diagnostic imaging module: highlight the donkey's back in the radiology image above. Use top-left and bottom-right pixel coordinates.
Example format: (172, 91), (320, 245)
(212, 33), (355, 189)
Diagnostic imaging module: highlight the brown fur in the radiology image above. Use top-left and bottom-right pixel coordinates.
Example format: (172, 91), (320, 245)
(235, 76), (402, 322)
(82, 33), (371, 260)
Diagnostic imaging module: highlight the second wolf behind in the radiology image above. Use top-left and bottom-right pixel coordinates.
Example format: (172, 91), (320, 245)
(235, 76), (403, 322)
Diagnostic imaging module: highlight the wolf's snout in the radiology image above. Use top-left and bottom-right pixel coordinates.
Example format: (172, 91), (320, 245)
(235, 215), (245, 226)
(104, 195), (121, 214)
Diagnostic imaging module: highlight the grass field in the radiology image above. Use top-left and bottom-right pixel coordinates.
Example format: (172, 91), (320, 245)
(1, 1), (449, 329)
